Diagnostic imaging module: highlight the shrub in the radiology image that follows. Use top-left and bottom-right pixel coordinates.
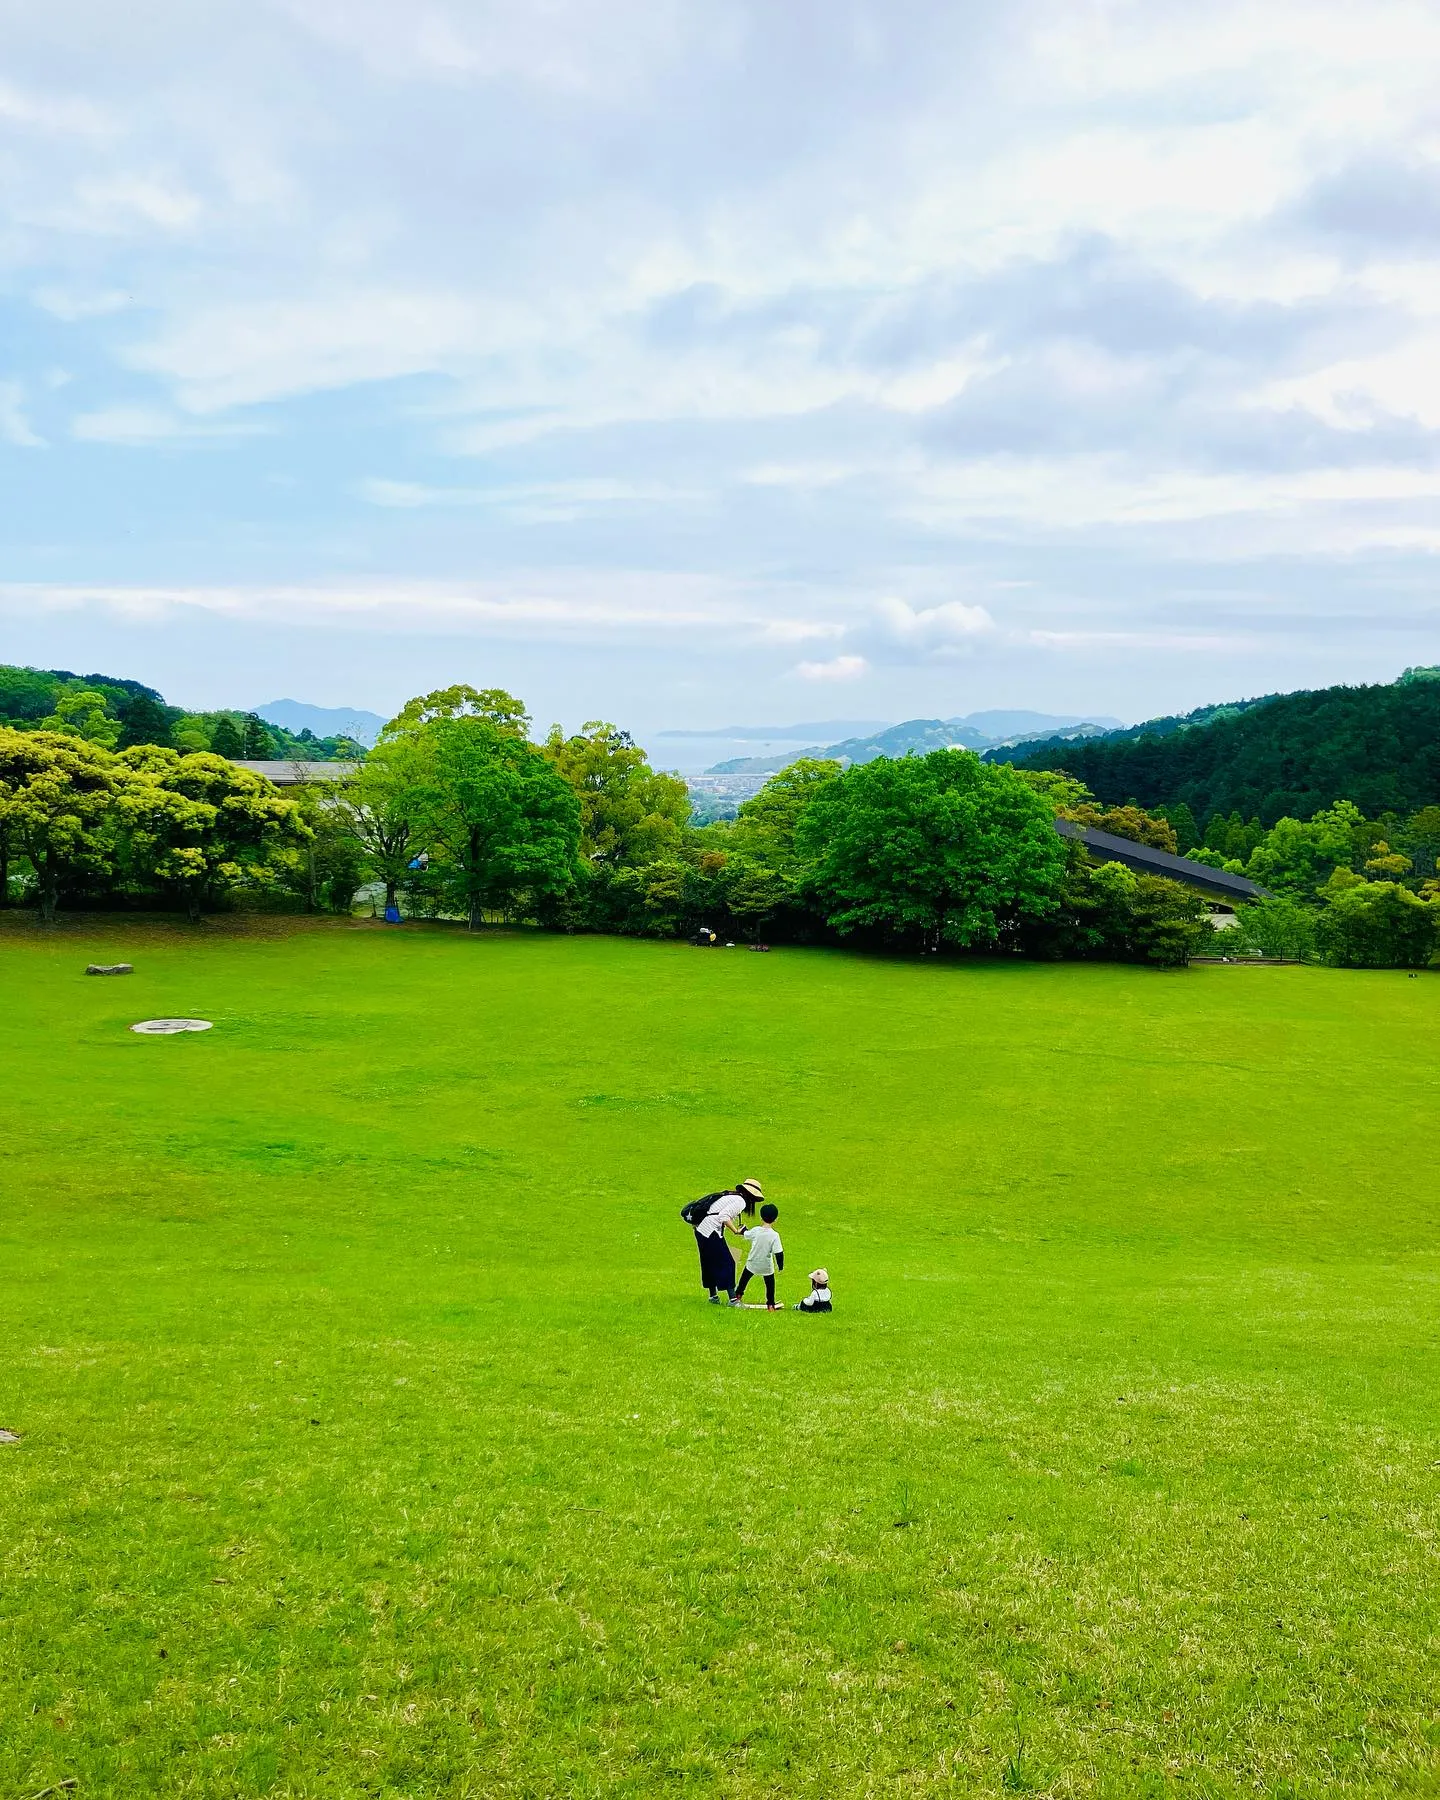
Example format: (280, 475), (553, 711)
(1232, 896), (1318, 961)
(1316, 881), (1440, 968)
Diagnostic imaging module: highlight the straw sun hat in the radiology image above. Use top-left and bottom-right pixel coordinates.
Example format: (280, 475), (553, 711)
(736, 1177), (764, 1201)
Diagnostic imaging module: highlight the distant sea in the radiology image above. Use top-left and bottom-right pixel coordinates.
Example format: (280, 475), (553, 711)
(632, 731), (828, 776)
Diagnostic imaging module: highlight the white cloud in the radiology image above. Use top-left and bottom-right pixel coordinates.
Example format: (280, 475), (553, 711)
(33, 287), (133, 321)
(6, 0), (1440, 712)
(70, 405), (265, 445)
(796, 654), (869, 682)
(0, 77), (111, 138)
(0, 574), (849, 646)
(358, 475), (703, 518)
(73, 174), (202, 231)
(876, 596), (995, 648)
(0, 383), (45, 447)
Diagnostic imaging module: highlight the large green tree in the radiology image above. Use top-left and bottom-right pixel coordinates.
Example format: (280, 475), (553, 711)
(542, 721), (689, 867)
(1244, 800), (1366, 899)
(730, 758), (842, 873)
(382, 684), (530, 739)
(341, 736), (428, 909)
(241, 714), (276, 759)
(118, 748), (309, 921)
(795, 749), (1069, 951)
(408, 713), (582, 929)
(209, 716), (244, 758)
(40, 687), (121, 748)
(116, 691), (176, 750)
(281, 778), (366, 914)
(0, 728), (127, 921)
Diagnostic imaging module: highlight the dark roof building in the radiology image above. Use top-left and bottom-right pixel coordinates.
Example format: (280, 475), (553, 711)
(1054, 817), (1270, 904)
(232, 760), (360, 788)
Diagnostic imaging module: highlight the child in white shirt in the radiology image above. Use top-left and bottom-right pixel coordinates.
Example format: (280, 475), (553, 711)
(795, 1268), (832, 1313)
(731, 1205), (784, 1309)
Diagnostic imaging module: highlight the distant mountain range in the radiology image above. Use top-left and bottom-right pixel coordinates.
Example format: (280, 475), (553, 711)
(255, 699), (387, 748)
(707, 710), (1124, 774)
(659, 718), (889, 742)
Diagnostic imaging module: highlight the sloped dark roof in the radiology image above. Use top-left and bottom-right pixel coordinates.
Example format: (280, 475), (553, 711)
(1054, 818), (1270, 903)
(232, 760), (359, 786)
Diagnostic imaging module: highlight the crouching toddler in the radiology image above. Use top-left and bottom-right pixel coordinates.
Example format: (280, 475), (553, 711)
(795, 1268), (832, 1313)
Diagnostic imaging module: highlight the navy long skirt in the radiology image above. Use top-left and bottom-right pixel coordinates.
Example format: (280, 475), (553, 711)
(695, 1227), (735, 1293)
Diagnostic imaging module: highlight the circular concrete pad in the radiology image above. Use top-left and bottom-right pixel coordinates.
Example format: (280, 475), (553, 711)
(130, 1019), (214, 1035)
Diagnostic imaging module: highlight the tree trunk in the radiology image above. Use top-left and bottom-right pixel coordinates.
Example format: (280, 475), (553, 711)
(187, 885), (202, 924)
(0, 838), (8, 908)
(467, 825), (482, 930)
(385, 877), (397, 907)
(38, 856), (58, 925)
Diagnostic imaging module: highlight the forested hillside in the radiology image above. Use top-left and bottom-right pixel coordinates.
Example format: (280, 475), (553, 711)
(0, 664), (363, 762)
(1006, 677), (1440, 824)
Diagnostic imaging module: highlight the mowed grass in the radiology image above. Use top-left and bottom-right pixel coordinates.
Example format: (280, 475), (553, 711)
(1, 918), (1438, 1800)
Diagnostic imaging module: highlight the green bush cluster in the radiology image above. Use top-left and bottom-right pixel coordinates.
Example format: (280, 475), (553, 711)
(1174, 798), (1440, 967)
(0, 733), (312, 922)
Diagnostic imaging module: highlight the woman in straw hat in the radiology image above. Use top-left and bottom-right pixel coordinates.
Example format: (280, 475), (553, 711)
(690, 1177), (764, 1303)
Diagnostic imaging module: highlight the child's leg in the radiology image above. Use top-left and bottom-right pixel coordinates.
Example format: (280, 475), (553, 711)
(734, 1269), (753, 1300)
(764, 1274), (776, 1307)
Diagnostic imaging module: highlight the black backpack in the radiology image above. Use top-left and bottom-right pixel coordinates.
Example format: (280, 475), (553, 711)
(680, 1190), (727, 1227)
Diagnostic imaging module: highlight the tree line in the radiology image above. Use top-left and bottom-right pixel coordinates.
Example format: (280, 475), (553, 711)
(5, 678), (1437, 967)
(1006, 674), (1440, 824)
(0, 663), (362, 763)
(1, 682), (1224, 965)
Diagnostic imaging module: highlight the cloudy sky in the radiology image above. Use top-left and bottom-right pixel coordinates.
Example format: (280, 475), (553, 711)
(3, 0), (1440, 731)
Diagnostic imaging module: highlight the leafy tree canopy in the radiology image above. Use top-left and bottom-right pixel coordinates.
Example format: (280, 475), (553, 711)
(0, 727), (129, 921)
(1316, 881), (1440, 968)
(209, 717), (244, 758)
(383, 685), (530, 739)
(41, 688), (121, 748)
(117, 747), (310, 921)
(117, 691), (176, 750)
(795, 749), (1069, 950)
(409, 714), (581, 930)
(342, 735), (430, 907)
(731, 758), (842, 873)
(542, 721), (689, 867)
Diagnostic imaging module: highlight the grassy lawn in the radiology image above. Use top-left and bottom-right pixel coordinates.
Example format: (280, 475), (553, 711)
(1, 916), (1437, 1798)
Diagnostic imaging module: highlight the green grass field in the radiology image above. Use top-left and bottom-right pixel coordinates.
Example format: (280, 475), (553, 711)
(1, 917), (1437, 1798)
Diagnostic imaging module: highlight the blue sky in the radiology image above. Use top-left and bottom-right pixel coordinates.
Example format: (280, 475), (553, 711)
(3, 0), (1440, 731)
